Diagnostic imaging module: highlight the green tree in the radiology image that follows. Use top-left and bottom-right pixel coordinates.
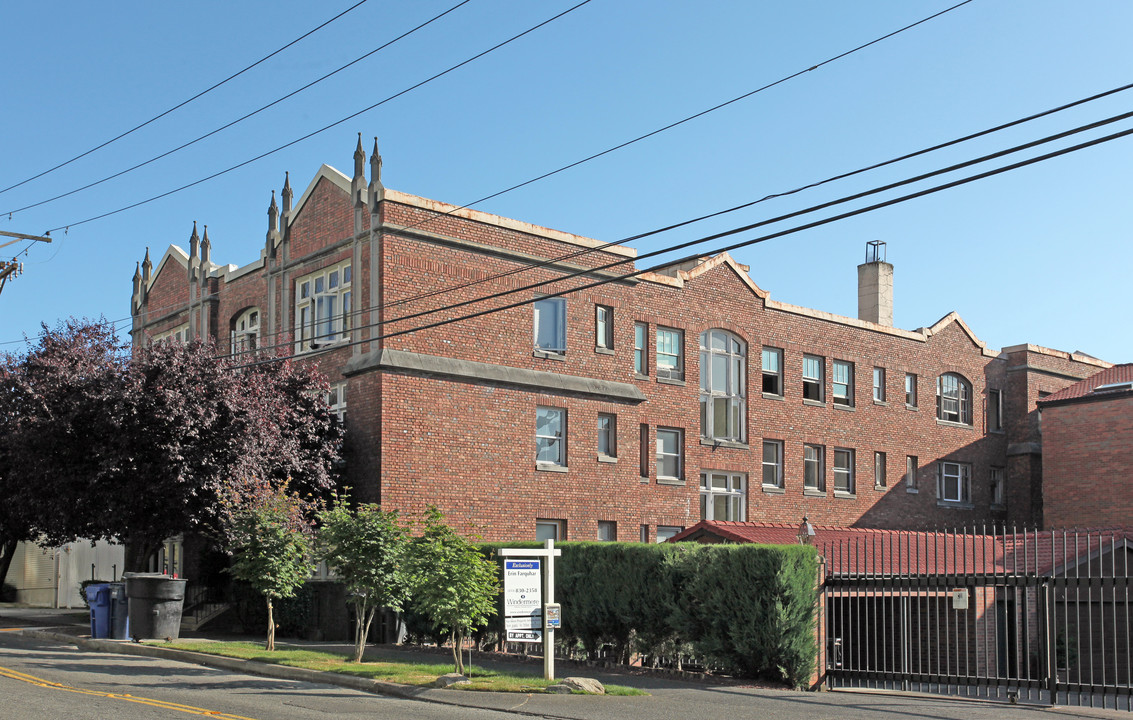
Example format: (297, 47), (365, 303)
(226, 484), (316, 651)
(408, 507), (499, 675)
(317, 495), (410, 662)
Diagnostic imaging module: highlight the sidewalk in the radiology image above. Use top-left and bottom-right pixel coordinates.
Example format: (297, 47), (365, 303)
(2, 605), (1128, 720)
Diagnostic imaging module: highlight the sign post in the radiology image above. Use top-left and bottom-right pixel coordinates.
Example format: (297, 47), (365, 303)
(500, 539), (562, 680)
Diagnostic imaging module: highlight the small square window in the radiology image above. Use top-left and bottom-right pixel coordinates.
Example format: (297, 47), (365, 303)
(699, 472), (746, 521)
(762, 347), (783, 396)
(656, 526), (683, 543)
(534, 297), (566, 354)
(803, 355), (824, 402)
(905, 373), (918, 407)
(804, 444), (825, 491)
(656, 328), (684, 380)
(873, 367), (886, 402)
(833, 361), (854, 407)
(833, 448), (854, 493)
(596, 305), (613, 350)
(597, 413), (617, 458)
(536, 519), (565, 541)
(762, 440), (783, 488)
(634, 323), (648, 375)
(656, 427), (683, 480)
(598, 521), (617, 542)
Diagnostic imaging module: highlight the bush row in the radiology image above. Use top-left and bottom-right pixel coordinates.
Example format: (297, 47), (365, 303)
(477, 541), (818, 688)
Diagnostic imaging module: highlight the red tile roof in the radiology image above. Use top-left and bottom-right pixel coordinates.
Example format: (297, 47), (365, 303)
(1041, 363), (1133, 403)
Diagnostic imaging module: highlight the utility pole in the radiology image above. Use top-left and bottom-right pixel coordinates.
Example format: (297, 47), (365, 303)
(0, 230), (51, 296)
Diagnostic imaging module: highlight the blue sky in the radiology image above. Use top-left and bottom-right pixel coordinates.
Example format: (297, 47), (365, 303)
(2, 1), (1130, 362)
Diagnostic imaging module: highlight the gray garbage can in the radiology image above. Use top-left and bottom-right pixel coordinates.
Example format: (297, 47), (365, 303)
(124, 573), (187, 640)
(108, 582), (130, 640)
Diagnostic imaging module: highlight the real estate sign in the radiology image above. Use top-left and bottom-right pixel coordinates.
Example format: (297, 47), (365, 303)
(503, 559), (542, 642)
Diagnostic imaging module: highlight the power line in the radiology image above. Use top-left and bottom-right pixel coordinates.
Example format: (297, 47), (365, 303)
(45, 0), (596, 234)
(0, 0), (473, 219)
(232, 112), (1133, 366)
(0, 0), (372, 198)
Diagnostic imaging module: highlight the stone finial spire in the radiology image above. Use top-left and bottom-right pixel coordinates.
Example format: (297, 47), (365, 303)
(201, 225), (211, 264)
(132, 262), (141, 295)
(268, 190), (279, 233)
(142, 247), (152, 285)
(353, 132), (365, 179)
(281, 172), (293, 215)
(189, 220), (200, 260)
(368, 136), (384, 212)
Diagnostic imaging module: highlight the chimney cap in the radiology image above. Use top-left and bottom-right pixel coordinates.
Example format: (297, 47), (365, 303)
(865, 240), (886, 263)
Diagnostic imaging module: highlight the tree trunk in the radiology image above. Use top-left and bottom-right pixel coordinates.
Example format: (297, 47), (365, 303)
(352, 599), (374, 663)
(452, 629), (465, 675)
(266, 597), (275, 651)
(0, 538), (18, 594)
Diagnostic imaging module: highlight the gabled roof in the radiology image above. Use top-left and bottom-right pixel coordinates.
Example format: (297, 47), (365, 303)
(1041, 363), (1133, 405)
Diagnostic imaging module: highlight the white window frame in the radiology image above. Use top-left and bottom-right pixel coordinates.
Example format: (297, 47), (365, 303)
(804, 444), (825, 491)
(153, 323), (189, 344)
(655, 525), (683, 543)
(633, 322), (648, 375)
(905, 372), (918, 407)
(874, 451), (886, 488)
(762, 346), (783, 396)
(326, 382), (347, 423)
(762, 439), (783, 488)
(597, 412), (617, 459)
(699, 329), (746, 442)
(656, 327), (684, 380)
(938, 461), (971, 503)
(534, 296), (567, 355)
(595, 305), (613, 350)
(873, 367), (886, 402)
(536, 406), (566, 467)
(833, 448), (855, 494)
(655, 427), (683, 481)
(295, 261), (351, 352)
(937, 373), (973, 425)
(535, 519), (565, 541)
(597, 521), (617, 542)
(833, 360), (854, 407)
(699, 471), (747, 521)
(803, 355), (824, 402)
(231, 307), (260, 358)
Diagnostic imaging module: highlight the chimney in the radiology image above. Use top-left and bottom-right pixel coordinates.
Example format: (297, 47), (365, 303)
(857, 240), (892, 326)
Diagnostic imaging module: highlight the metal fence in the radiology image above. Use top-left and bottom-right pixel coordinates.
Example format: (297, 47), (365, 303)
(821, 527), (1132, 711)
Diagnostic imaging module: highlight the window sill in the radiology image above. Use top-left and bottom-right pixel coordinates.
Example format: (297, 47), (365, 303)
(634, 372), (650, 381)
(873, 400), (888, 407)
(833, 491), (856, 499)
(906, 404), (919, 411)
(988, 429), (1005, 435)
(990, 503), (1006, 511)
(596, 454), (617, 464)
(594, 346), (615, 356)
(936, 418), (974, 430)
(936, 500), (974, 510)
(533, 349), (566, 361)
(803, 488), (826, 497)
(639, 476), (650, 483)
(906, 487), (919, 494)
(657, 377), (686, 387)
(700, 438), (749, 450)
(803, 399), (826, 408)
(762, 392), (785, 401)
(657, 477), (686, 486)
(536, 463), (569, 473)
(873, 484), (887, 492)
(832, 403), (856, 412)
(761, 485), (786, 495)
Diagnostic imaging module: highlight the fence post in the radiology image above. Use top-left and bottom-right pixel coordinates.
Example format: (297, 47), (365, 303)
(1040, 579), (1056, 706)
(812, 555), (828, 690)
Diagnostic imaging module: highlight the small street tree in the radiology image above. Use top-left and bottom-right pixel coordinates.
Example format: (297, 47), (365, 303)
(225, 483), (316, 651)
(317, 495), (410, 662)
(407, 507), (499, 675)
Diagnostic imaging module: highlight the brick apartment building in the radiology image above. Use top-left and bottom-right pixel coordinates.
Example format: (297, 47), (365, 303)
(129, 137), (1111, 543)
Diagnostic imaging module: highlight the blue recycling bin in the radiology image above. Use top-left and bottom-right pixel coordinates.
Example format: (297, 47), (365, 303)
(87, 583), (112, 639)
(108, 583), (130, 640)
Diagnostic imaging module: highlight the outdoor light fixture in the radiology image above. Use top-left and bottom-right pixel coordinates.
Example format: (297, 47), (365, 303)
(797, 515), (815, 546)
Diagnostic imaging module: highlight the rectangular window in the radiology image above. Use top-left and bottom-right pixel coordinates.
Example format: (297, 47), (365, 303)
(656, 526), (683, 543)
(656, 427), (683, 481)
(873, 367), (886, 402)
(639, 524), (649, 543)
(639, 424), (649, 478)
(535, 407), (566, 467)
(597, 413), (617, 459)
(833, 448), (855, 493)
(534, 297), (566, 354)
(803, 355), (824, 402)
(905, 373), (918, 407)
(597, 521), (617, 542)
(762, 347), (783, 396)
(762, 440), (783, 488)
(938, 461), (971, 503)
(295, 261), (352, 352)
(991, 467), (1005, 506)
(804, 444), (825, 491)
(699, 472), (746, 521)
(326, 382), (347, 423)
(656, 328), (684, 380)
(595, 305), (613, 350)
(535, 519), (565, 541)
(874, 451), (886, 488)
(988, 389), (1002, 432)
(833, 360), (854, 407)
(906, 455), (919, 491)
(634, 323), (648, 375)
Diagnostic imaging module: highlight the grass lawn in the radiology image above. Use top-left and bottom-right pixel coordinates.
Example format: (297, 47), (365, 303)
(159, 641), (647, 695)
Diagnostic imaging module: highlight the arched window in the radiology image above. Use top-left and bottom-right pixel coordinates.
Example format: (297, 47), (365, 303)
(936, 372), (972, 425)
(699, 329), (746, 442)
(231, 307), (260, 357)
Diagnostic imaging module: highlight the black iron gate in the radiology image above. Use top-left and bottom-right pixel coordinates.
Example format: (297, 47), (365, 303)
(821, 527), (1132, 711)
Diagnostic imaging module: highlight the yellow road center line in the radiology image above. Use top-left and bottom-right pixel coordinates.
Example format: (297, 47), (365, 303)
(0, 664), (259, 719)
